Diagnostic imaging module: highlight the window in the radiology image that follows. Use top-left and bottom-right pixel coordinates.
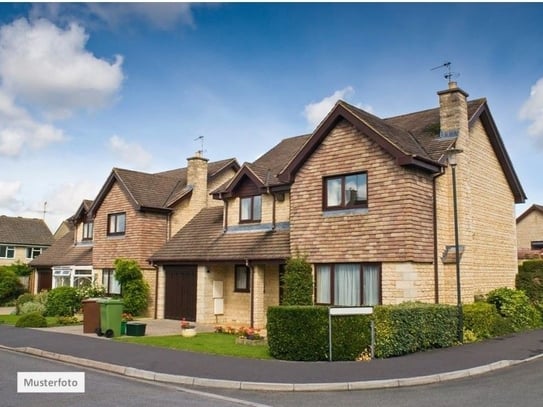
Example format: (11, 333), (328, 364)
(52, 267), (71, 288)
(102, 269), (121, 295)
(52, 266), (94, 289)
(315, 263), (380, 306)
(234, 265), (250, 292)
(240, 195), (262, 222)
(0, 245), (15, 259)
(74, 269), (92, 288)
(324, 172), (367, 210)
(26, 247), (43, 259)
(82, 221), (94, 241)
(107, 212), (126, 236)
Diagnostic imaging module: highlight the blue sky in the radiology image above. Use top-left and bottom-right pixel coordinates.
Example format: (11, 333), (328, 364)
(1, 2), (543, 231)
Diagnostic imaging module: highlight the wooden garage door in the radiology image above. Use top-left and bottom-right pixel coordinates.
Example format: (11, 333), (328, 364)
(164, 265), (197, 321)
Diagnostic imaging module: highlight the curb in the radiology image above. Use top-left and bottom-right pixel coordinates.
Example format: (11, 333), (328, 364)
(1, 345), (539, 392)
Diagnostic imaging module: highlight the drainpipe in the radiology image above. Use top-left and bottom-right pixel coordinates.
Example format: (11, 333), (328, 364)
(152, 262), (159, 319)
(432, 168), (446, 304)
(247, 259), (254, 328)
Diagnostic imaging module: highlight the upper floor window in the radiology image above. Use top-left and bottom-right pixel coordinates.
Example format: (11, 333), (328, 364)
(315, 263), (381, 306)
(240, 195), (262, 223)
(0, 245), (15, 259)
(26, 247), (43, 259)
(107, 212), (126, 236)
(324, 172), (367, 210)
(82, 221), (94, 241)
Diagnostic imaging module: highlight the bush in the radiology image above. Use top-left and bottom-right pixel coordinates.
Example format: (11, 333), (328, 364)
(76, 283), (106, 300)
(44, 286), (81, 317)
(15, 312), (47, 328)
(19, 301), (46, 315)
(516, 260), (543, 304)
(267, 306), (371, 361)
(114, 258), (143, 286)
(122, 279), (149, 316)
(0, 269), (25, 305)
(373, 303), (457, 358)
(56, 316), (80, 325)
(281, 255), (313, 306)
(486, 287), (542, 332)
(15, 293), (35, 315)
(463, 302), (503, 340)
(4, 260), (33, 277)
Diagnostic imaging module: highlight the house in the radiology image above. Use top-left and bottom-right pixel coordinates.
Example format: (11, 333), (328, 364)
(516, 204), (543, 260)
(0, 215), (53, 267)
(30, 200), (94, 293)
(150, 81), (525, 328)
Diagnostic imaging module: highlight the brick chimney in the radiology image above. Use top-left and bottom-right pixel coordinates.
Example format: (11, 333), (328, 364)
(187, 151), (209, 209)
(437, 81), (469, 139)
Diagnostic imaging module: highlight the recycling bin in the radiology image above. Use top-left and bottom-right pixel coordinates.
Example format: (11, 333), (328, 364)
(126, 321), (147, 336)
(82, 298), (101, 334)
(96, 298), (124, 338)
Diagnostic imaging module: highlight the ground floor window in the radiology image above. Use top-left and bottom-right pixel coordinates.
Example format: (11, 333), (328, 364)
(102, 268), (121, 295)
(234, 265), (250, 292)
(52, 266), (94, 289)
(315, 263), (381, 306)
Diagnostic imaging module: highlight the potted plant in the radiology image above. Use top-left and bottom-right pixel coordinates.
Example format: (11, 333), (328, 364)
(180, 318), (197, 337)
(121, 312), (133, 335)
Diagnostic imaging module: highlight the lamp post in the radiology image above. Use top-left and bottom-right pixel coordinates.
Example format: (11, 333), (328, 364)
(446, 147), (463, 344)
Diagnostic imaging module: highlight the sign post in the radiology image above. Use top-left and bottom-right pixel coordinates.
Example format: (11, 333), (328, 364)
(328, 307), (374, 362)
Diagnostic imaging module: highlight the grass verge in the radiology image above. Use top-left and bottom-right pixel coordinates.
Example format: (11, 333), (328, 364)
(116, 333), (271, 360)
(0, 314), (81, 327)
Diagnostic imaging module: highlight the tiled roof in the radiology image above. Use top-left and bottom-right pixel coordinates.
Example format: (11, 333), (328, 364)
(517, 204), (543, 223)
(150, 206), (290, 263)
(30, 231), (92, 267)
(0, 216), (53, 246)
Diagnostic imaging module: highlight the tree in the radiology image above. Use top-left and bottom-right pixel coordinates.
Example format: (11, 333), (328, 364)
(282, 254), (313, 305)
(114, 258), (149, 316)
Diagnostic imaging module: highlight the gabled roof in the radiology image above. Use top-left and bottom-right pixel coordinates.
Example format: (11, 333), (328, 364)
(90, 158), (239, 215)
(72, 200), (94, 223)
(214, 134), (310, 197)
(517, 204), (543, 223)
(30, 229), (92, 267)
(278, 99), (526, 203)
(0, 216), (53, 246)
(150, 206), (290, 263)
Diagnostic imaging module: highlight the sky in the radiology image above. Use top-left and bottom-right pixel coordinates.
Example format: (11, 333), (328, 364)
(1, 2), (543, 232)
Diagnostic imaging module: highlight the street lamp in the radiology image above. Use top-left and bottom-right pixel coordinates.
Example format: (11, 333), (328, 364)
(446, 147), (463, 343)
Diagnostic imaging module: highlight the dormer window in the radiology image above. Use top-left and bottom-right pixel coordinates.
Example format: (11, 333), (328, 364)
(82, 221), (94, 241)
(240, 195), (261, 223)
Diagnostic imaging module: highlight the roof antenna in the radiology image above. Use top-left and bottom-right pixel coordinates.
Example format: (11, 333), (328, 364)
(43, 201), (47, 221)
(194, 136), (205, 157)
(431, 61), (460, 84)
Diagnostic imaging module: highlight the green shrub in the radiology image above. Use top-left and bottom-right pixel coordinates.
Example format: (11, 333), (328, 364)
(15, 312), (47, 328)
(76, 283), (106, 300)
(114, 258), (143, 286)
(122, 279), (149, 316)
(15, 293), (35, 314)
(56, 316), (80, 325)
(281, 255), (313, 306)
(0, 269), (25, 305)
(44, 286), (80, 317)
(19, 301), (46, 315)
(373, 303), (457, 358)
(486, 287), (542, 332)
(4, 260), (33, 277)
(463, 302), (503, 339)
(516, 260), (543, 304)
(267, 306), (371, 361)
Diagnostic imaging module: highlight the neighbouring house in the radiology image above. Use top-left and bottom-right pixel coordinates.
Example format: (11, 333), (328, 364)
(150, 81), (525, 328)
(516, 204), (543, 260)
(0, 215), (53, 267)
(30, 200), (94, 293)
(87, 155), (240, 317)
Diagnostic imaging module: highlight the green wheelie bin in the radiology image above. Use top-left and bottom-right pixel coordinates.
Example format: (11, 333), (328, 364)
(96, 298), (124, 338)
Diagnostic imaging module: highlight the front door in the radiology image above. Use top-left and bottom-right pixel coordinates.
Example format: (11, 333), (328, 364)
(164, 265), (197, 321)
(37, 269), (52, 292)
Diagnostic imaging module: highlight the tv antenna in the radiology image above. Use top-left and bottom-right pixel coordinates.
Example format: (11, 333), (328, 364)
(431, 61), (460, 84)
(194, 135), (205, 156)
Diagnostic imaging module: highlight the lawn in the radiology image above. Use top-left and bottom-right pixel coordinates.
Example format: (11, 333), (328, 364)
(116, 333), (272, 360)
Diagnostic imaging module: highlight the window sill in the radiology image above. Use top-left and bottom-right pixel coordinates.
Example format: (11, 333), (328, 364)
(322, 208), (368, 218)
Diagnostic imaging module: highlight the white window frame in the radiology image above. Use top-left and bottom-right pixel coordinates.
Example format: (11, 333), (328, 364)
(52, 266), (94, 289)
(0, 245), (15, 259)
(26, 247), (44, 259)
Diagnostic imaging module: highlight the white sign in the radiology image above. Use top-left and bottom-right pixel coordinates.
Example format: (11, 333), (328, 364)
(17, 372), (85, 393)
(329, 307), (373, 316)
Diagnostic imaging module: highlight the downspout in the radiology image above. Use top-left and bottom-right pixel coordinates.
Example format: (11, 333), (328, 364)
(248, 259), (254, 328)
(272, 193), (276, 231)
(432, 168), (446, 304)
(152, 262), (159, 319)
(223, 198), (228, 233)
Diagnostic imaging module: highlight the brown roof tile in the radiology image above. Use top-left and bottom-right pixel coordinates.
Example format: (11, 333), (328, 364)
(150, 207), (289, 263)
(0, 216), (53, 246)
(30, 231), (92, 267)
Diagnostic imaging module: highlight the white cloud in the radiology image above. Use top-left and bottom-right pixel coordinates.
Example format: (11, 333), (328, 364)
(108, 135), (152, 169)
(0, 180), (22, 211)
(31, 3), (195, 31)
(0, 18), (124, 119)
(519, 77), (543, 145)
(0, 89), (65, 156)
